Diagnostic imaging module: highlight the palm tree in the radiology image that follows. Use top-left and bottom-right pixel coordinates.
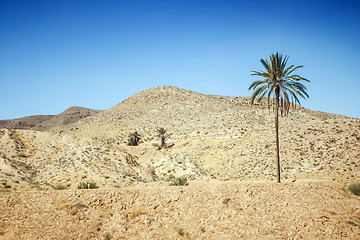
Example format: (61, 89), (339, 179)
(156, 127), (168, 147)
(249, 52), (310, 183)
(128, 131), (141, 146)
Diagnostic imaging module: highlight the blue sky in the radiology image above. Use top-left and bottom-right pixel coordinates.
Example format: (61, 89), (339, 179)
(1, 0), (359, 119)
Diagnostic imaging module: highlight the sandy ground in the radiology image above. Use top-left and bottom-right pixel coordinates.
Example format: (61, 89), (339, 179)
(1, 180), (359, 240)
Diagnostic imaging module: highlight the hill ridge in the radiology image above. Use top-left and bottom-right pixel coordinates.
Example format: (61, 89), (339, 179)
(0, 85), (358, 193)
(0, 106), (101, 131)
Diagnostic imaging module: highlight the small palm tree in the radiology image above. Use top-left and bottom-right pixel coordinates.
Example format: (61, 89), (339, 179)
(156, 127), (168, 147)
(128, 131), (141, 146)
(249, 52), (310, 183)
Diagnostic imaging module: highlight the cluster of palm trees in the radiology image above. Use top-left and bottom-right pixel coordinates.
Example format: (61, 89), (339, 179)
(128, 127), (169, 147)
(249, 52), (310, 183)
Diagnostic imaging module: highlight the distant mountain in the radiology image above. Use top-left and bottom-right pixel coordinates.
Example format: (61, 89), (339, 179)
(32, 106), (102, 131)
(0, 115), (53, 130)
(0, 106), (102, 131)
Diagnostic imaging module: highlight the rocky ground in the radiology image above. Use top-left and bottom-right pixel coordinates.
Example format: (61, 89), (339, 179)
(0, 86), (359, 239)
(1, 181), (359, 239)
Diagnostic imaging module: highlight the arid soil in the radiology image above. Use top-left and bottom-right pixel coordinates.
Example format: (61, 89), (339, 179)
(1, 181), (359, 240)
(0, 86), (359, 239)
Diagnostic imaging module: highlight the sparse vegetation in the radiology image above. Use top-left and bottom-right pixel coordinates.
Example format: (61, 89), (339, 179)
(169, 176), (188, 186)
(18, 153), (27, 158)
(77, 181), (99, 189)
(348, 183), (360, 196)
(103, 232), (111, 240)
(56, 184), (66, 190)
(178, 228), (185, 236)
(222, 198), (231, 206)
(128, 131), (141, 146)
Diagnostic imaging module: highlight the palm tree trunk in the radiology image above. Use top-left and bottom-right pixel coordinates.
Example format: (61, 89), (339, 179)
(161, 136), (165, 147)
(275, 94), (281, 183)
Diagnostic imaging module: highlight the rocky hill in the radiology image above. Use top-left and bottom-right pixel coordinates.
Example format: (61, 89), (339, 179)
(0, 86), (359, 192)
(0, 115), (53, 130)
(0, 86), (359, 239)
(32, 106), (102, 131)
(0, 106), (101, 131)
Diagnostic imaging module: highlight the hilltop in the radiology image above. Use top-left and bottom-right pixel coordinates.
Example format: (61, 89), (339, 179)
(32, 106), (102, 131)
(0, 115), (53, 130)
(0, 86), (359, 239)
(0, 106), (101, 131)
(0, 86), (358, 191)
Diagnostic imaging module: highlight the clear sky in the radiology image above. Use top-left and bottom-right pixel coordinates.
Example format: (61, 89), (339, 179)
(1, 0), (359, 119)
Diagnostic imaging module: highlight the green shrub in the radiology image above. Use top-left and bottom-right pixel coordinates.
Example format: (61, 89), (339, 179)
(169, 176), (188, 186)
(128, 131), (141, 146)
(103, 232), (111, 240)
(178, 228), (185, 236)
(56, 184), (66, 190)
(348, 183), (360, 196)
(77, 181), (99, 189)
(18, 153), (27, 158)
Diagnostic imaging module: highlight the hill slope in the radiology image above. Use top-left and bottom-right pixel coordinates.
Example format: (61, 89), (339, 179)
(32, 106), (102, 131)
(0, 86), (359, 191)
(0, 115), (53, 130)
(0, 106), (101, 131)
(0, 86), (359, 239)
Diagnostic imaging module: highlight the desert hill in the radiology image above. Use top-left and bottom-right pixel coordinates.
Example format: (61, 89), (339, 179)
(0, 86), (359, 239)
(0, 115), (53, 130)
(32, 106), (102, 131)
(0, 106), (101, 131)
(0, 86), (359, 191)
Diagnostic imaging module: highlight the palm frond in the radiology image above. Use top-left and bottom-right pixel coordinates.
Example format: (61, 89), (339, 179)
(251, 71), (270, 78)
(260, 59), (271, 72)
(283, 64), (295, 76)
(281, 55), (289, 70)
(250, 85), (267, 103)
(249, 80), (265, 90)
(284, 65), (303, 77)
(287, 74), (310, 82)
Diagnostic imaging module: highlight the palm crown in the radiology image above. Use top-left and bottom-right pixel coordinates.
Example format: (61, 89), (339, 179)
(249, 52), (310, 115)
(156, 127), (167, 136)
(156, 127), (168, 147)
